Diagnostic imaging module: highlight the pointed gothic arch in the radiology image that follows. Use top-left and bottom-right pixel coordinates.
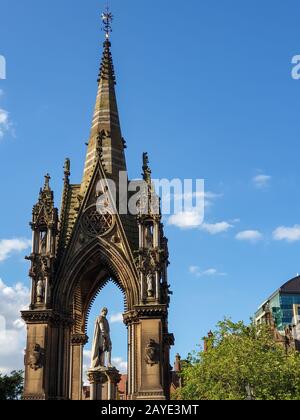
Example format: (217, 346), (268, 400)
(58, 240), (133, 401)
(53, 237), (140, 314)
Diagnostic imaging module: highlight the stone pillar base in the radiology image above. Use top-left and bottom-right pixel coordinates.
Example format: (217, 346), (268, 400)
(88, 367), (121, 400)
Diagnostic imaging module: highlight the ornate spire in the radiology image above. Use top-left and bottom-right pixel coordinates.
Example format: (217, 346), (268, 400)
(44, 174), (51, 191)
(81, 7), (126, 191)
(32, 174), (58, 231)
(142, 153), (152, 185)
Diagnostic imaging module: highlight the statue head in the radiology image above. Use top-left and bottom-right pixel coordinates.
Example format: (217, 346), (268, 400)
(101, 307), (108, 317)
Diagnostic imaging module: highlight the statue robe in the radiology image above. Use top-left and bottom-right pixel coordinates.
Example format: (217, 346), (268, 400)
(90, 315), (112, 369)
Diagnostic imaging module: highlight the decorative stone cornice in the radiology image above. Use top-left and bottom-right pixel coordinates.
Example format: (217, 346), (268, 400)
(23, 393), (46, 400)
(71, 333), (89, 346)
(135, 304), (168, 318)
(21, 310), (74, 328)
(137, 391), (165, 398)
(123, 305), (168, 326)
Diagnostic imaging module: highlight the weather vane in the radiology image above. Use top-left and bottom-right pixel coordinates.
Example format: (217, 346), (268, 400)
(101, 4), (113, 39)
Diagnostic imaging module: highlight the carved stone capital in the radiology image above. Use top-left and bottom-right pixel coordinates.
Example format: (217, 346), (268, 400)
(71, 333), (89, 346)
(106, 368), (122, 385)
(87, 369), (108, 385)
(123, 310), (139, 327)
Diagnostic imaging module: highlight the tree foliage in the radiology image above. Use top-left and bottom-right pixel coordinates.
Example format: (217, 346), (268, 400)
(175, 319), (300, 400)
(0, 371), (24, 400)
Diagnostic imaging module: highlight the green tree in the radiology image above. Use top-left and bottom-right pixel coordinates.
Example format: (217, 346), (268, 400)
(0, 371), (24, 400)
(176, 319), (300, 400)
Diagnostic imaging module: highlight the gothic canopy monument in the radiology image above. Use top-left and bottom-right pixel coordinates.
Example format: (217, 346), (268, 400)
(21, 8), (174, 400)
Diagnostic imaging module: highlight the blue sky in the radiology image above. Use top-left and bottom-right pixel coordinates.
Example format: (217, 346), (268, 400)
(1, 0), (300, 373)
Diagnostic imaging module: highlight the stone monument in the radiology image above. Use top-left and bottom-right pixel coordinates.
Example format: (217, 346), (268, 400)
(21, 7), (173, 400)
(88, 308), (121, 400)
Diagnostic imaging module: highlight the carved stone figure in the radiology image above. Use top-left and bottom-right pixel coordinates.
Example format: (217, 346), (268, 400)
(36, 279), (44, 303)
(64, 158), (70, 176)
(91, 307), (112, 369)
(146, 273), (154, 297)
(145, 339), (159, 366)
(39, 231), (47, 254)
(145, 225), (153, 248)
(28, 344), (43, 371)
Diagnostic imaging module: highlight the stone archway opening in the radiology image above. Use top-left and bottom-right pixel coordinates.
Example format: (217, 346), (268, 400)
(67, 252), (131, 401)
(82, 280), (128, 400)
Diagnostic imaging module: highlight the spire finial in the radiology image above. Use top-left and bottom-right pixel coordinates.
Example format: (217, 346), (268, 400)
(44, 174), (51, 190)
(142, 152), (152, 185)
(101, 5), (113, 40)
(64, 158), (70, 178)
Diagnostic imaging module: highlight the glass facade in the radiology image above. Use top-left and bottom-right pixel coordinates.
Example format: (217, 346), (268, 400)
(270, 293), (300, 331)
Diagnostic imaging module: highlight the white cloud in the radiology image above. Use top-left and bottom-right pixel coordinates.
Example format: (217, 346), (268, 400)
(200, 222), (233, 235)
(0, 89), (14, 139)
(172, 191), (222, 209)
(82, 350), (91, 385)
(273, 225), (300, 242)
(252, 174), (271, 189)
(189, 266), (227, 277)
(166, 189), (223, 229)
(0, 238), (31, 263)
(0, 109), (9, 138)
(168, 210), (234, 234)
(235, 230), (263, 243)
(110, 313), (123, 324)
(112, 357), (127, 373)
(168, 210), (203, 229)
(0, 279), (30, 374)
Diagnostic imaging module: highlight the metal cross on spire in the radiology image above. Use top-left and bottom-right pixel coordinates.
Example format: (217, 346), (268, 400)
(101, 5), (113, 40)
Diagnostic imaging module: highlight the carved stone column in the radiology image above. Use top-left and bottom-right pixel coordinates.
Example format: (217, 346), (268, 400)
(124, 305), (172, 400)
(88, 367), (121, 400)
(70, 334), (89, 400)
(88, 369), (108, 400)
(21, 310), (73, 400)
(106, 368), (122, 400)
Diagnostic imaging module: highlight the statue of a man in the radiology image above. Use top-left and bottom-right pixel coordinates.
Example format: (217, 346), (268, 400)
(145, 225), (153, 249)
(90, 307), (112, 369)
(147, 273), (154, 297)
(36, 279), (44, 303)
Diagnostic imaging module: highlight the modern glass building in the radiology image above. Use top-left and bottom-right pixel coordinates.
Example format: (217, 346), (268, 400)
(255, 276), (300, 332)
